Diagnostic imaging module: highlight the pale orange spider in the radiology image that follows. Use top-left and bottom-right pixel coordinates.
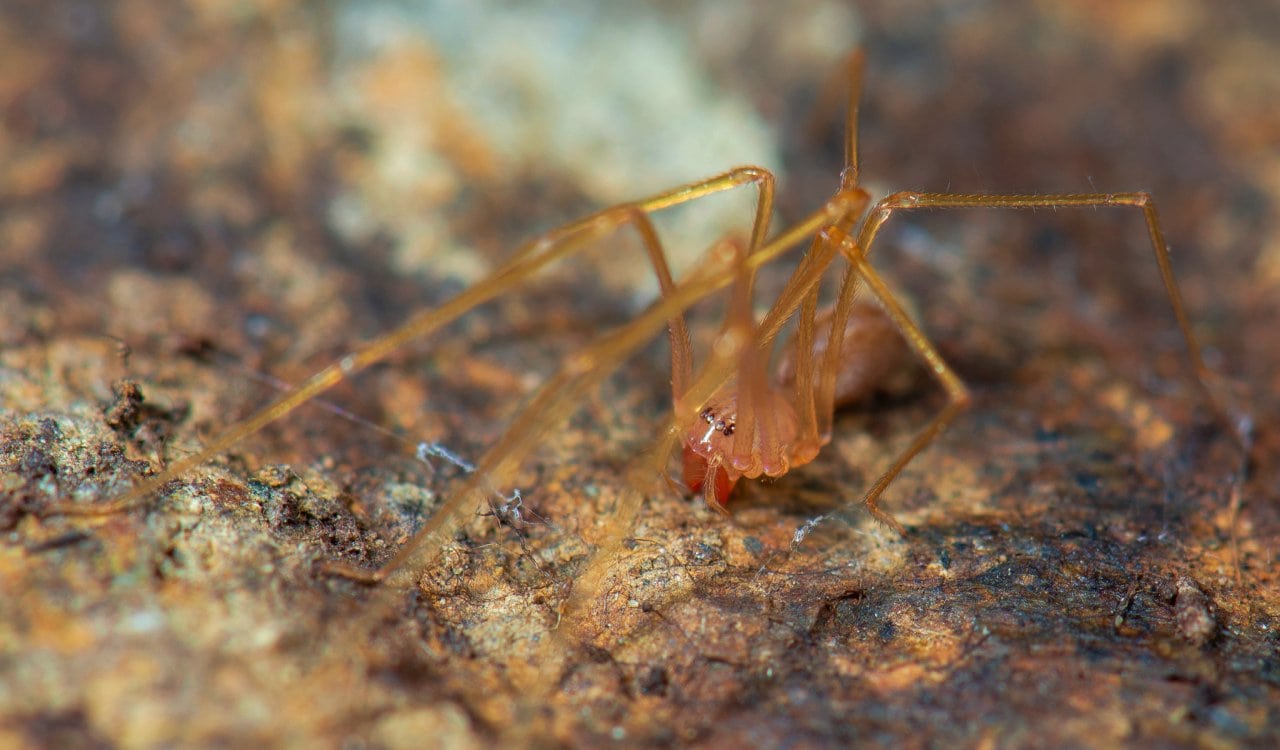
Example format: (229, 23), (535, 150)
(51, 50), (1227, 590)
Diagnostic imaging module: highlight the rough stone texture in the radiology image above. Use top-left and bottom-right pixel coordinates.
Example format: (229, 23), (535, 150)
(2, 1), (1277, 748)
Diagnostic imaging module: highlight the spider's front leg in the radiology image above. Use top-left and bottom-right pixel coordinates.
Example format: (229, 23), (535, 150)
(41, 167), (775, 525)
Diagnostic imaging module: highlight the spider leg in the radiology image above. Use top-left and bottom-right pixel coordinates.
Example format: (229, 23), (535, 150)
(804, 47), (867, 188)
(788, 254), (826, 450)
(831, 190), (1237, 533)
(769, 47), (879, 453)
(44, 167), (777, 520)
(726, 47), (871, 460)
(845, 247), (969, 534)
(859, 191), (1237, 437)
(780, 238), (905, 461)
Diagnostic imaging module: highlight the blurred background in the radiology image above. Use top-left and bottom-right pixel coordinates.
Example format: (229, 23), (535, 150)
(2, 1), (1277, 747)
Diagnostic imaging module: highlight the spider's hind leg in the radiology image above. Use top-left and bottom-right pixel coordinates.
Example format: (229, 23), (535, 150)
(817, 188), (1240, 536)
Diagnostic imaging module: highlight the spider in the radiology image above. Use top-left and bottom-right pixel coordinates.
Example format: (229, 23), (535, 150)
(51, 50), (1229, 594)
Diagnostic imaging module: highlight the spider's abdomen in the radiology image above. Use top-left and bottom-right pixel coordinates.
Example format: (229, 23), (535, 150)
(776, 300), (913, 408)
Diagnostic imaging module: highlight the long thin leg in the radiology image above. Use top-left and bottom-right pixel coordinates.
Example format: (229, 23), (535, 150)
(849, 249), (970, 532)
(807, 255), (873, 446)
(783, 237), (885, 457)
(841, 49), (866, 189)
(787, 47), (872, 447)
(805, 48), (904, 455)
(714, 148), (778, 447)
(770, 235), (840, 460)
(805, 48), (867, 189)
(834, 190), (1236, 532)
(857, 191), (1232, 434)
(44, 167), (777, 519)
(790, 261), (823, 448)
(639, 209), (696, 401)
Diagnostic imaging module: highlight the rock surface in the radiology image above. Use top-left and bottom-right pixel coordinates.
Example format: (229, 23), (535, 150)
(2, 2), (1277, 747)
